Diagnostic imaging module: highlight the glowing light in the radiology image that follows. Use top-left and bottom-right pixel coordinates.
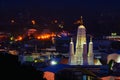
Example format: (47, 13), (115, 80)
(36, 33), (56, 40)
(11, 20), (15, 23)
(50, 60), (57, 65)
(9, 50), (18, 55)
(117, 56), (120, 62)
(58, 24), (63, 28)
(15, 36), (23, 41)
(51, 32), (56, 37)
(111, 33), (117, 36)
(18, 36), (22, 41)
(31, 20), (36, 25)
(37, 36), (41, 39)
(34, 60), (38, 63)
(54, 20), (58, 23)
(10, 37), (14, 40)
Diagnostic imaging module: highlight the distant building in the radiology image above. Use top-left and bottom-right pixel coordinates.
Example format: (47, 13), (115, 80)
(104, 32), (120, 41)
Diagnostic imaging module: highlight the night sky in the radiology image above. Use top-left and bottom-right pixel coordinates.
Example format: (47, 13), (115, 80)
(0, 0), (120, 36)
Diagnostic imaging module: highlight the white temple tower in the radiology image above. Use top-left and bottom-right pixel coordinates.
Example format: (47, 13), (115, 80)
(88, 36), (94, 65)
(75, 16), (86, 65)
(68, 38), (76, 65)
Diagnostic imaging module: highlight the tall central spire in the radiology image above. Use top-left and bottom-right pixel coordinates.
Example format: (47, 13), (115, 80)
(75, 16), (86, 65)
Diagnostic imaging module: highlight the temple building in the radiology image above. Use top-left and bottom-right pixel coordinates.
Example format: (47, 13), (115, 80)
(69, 16), (96, 65)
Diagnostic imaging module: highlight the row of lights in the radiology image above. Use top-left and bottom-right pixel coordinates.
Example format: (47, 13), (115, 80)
(10, 33), (56, 42)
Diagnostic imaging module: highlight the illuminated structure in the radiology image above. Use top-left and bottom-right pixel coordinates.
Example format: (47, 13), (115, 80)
(105, 32), (120, 41)
(75, 16), (87, 65)
(68, 38), (75, 65)
(88, 36), (94, 65)
(69, 16), (94, 65)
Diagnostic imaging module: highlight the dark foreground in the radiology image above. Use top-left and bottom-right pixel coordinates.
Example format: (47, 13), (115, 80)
(0, 53), (46, 80)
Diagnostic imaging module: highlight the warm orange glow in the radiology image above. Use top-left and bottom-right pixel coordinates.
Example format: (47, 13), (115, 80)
(44, 72), (54, 80)
(18, 36), (22, 41)
(36, 33), (56, 40)
(51, 32), (56, 37)
(15, 36), (23, 41)
(41, 34), (50, 39)
(37, 36), (41, 39)
(31, 20), (36, 25)
(9, 50), (18, 55)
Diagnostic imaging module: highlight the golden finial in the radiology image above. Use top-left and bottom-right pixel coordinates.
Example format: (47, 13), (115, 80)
(90, 35), (93, 42)
(80, 16), (83, 25)
(71, 38), (73, 42)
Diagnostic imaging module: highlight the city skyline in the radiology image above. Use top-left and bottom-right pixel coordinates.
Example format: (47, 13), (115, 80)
(0, 0), (120, 36)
